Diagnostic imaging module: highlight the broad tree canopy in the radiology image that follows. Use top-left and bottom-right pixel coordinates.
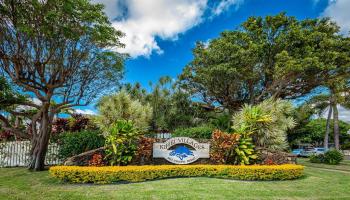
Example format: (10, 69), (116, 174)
(179, 13), (350, 111)
(0, 0), (125, 170)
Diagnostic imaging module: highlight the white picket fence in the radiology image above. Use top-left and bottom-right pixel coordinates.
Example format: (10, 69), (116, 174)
(154, 132), (172, 139)
(0, 133), (172, 168)
(0, 141), (63, 167)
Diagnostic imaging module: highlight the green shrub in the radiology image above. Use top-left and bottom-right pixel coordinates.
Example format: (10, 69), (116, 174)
(342, 142), (350, 150)
(309, 150), (343, 165)
(104, 120), (142, 166)
(172, 125), (213, 139)
(324, 149), (343, 165)
(50, 164), (304, 184)
(57, 130), (105, 159)
(309, 154), (325, 163)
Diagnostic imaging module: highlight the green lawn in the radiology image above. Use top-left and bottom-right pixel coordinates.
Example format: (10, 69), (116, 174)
(1, 160), (350, 200)
(298, 158), (350, 172)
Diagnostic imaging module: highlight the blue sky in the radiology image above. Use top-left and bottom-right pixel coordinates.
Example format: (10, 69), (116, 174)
(76, 0), (350, 115)
(117, 0), (339, 88)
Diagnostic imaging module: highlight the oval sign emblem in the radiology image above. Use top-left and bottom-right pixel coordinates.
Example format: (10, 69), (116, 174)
(153, 137), (210, 164)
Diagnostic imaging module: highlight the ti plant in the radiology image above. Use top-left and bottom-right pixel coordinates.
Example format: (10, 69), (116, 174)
(104, 120), (141, 166)
(232, 125), (258, 165)
(234, 137), (257, 165)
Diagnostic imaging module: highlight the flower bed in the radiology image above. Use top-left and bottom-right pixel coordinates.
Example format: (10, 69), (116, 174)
(49, 164), (304, 184)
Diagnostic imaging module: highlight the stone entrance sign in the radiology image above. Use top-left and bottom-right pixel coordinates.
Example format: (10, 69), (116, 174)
(153, 137), (210, 164)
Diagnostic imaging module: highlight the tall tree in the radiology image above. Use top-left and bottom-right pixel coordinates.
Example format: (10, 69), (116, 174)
(319, 35), (350, 149)
(0, 0), (124, 170)
(305, 94), (333, 149)
(179, 13), (350, 111)
(124, 78), (205, 131)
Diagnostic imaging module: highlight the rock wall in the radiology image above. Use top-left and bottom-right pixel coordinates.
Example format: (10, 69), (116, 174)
(64, 147), (105, 166)
(256, 148), (297, 165)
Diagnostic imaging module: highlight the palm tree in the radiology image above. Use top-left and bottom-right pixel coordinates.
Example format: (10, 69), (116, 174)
(307, 94), (332, 149)
(308, 90), (350, 150)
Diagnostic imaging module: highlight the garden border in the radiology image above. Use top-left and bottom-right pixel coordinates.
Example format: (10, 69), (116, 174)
(50, 164), (304, 184)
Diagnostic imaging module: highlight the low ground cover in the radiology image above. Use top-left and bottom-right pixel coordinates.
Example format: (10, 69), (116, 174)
(1, 162), (350, 200)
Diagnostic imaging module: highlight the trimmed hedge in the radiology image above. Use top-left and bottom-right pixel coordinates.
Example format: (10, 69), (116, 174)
(49, 164), (304, 184)
(57, 130), (105, 159)
(172, 125), (214, 139)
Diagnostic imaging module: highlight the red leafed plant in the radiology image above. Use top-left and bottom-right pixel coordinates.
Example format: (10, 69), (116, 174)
(0, 130), (15, 141)
(135, 137), (156, 165)
(210, 129), (240, 164)
(88, 153), (104, 167)
(265, 158), (276, 165)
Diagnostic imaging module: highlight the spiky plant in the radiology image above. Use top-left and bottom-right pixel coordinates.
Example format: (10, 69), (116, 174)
(95, 90), (153, 135)
(232, 98), (296, 150)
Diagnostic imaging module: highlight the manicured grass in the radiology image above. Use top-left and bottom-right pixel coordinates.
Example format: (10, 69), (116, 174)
(1, 162), (350, 200)
(298, 158), (350, 172)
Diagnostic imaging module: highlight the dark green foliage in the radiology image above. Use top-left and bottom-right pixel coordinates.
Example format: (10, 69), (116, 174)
(324, 150), (343, 165)
(179, 13), (350, 111)
(342, 142), (350, 150)
(57, 130), (105, 159)
(104, 120), (141, 166)
(0, 77), (26, 110)
(210, 114), (232, 132)
(289, 119), (350, 146)
(172, 125), (214, 139)
(309, 154), (325, 163)
(309, 150), (343, 165)
(124, 79), (209, 132)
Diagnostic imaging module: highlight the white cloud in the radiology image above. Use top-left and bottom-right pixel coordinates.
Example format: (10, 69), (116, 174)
(320, 105), (350, 123)
(212, 0), (244, 16)
(93, 0), (243, 58)
(322, 0), (350, 35)
(75, 109), (96, 115)
(15, 98), (41, 111)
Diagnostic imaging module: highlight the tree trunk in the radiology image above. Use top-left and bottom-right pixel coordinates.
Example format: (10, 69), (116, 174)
(332, 100), (340, 150)
(28, 108), (52, 171)
(324, 105), (332, 149)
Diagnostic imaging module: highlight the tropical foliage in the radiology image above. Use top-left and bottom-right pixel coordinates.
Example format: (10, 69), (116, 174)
(124, 77), (206, 131)
(210, 130), (257, 165)
(135, 137), (156, 164)
(210, 130), (241, 164)
(96, 90), (152, 133)
(234, 137), (257, 165)
(104, 120), (142, 166)
(232, 98), (296, 150)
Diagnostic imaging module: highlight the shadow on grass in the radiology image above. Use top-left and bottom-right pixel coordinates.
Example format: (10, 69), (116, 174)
(52, 175), (307, 186)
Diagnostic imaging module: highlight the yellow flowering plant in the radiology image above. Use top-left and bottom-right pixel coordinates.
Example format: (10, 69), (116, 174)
(50, 164), (304, 184)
